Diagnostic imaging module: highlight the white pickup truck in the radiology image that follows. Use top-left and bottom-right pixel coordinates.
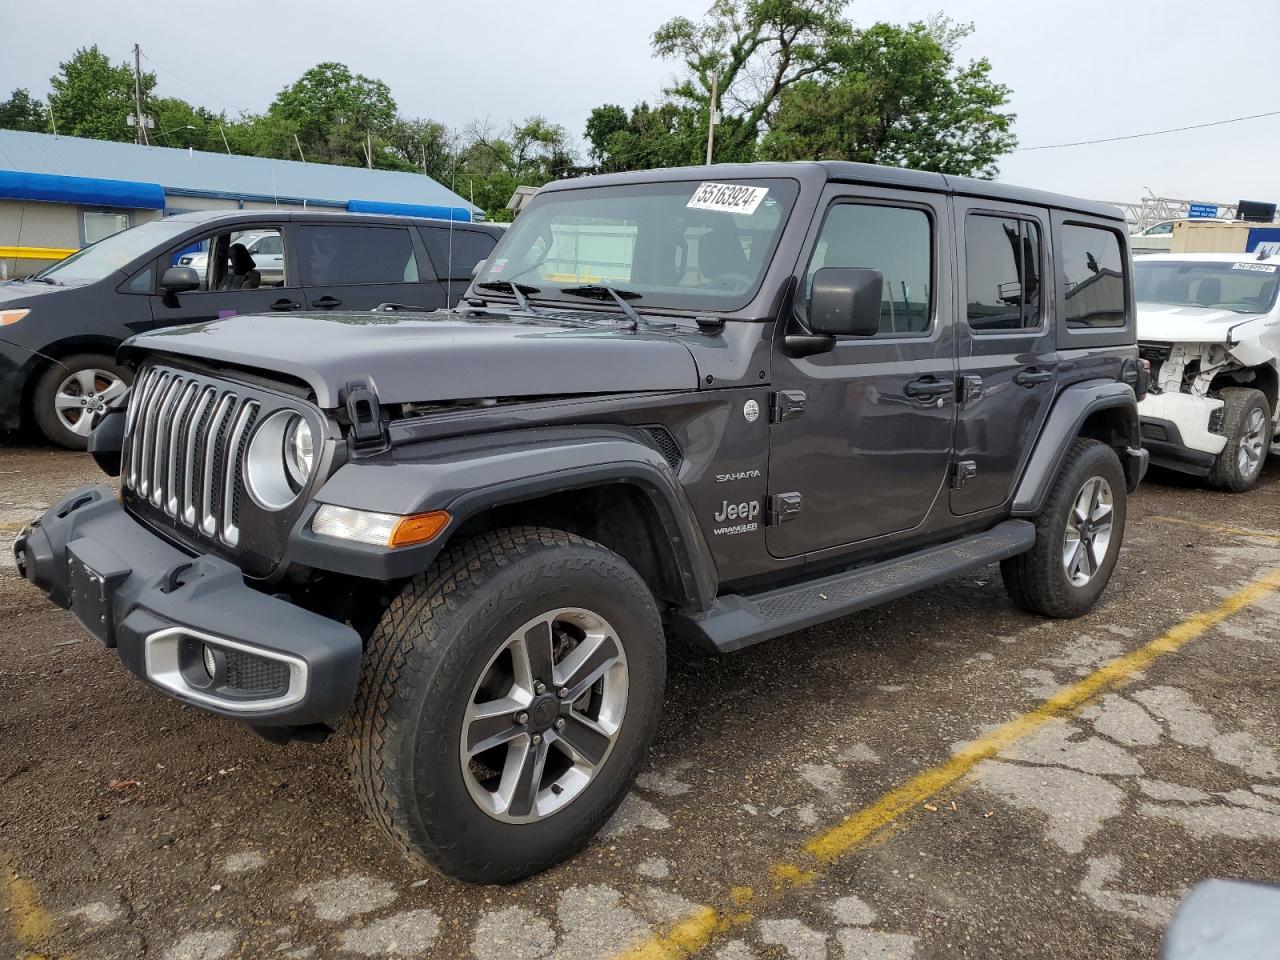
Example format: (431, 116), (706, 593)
(1136, 252), (1280, 490)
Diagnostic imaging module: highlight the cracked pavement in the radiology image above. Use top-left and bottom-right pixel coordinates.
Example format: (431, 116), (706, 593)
(1, 447), (1278, 959)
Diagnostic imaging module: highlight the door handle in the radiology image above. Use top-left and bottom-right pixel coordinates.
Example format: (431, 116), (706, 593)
(270, 298), (301, 311)
(905, 377), (954, 401)
(314, 296), (343, 308)
(1013, 368), (1053, 388)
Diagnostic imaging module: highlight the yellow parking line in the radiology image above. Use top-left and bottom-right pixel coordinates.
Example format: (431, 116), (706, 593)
(1145, 514), (1280, 543)
(2, 863), (66, 960)
(617, 565), (1280, 959)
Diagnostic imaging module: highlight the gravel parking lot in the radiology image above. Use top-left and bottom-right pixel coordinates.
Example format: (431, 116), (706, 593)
(2, 447), (1278, 960)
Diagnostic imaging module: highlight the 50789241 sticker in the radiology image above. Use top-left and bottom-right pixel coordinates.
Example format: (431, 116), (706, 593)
(687, 182), (769, 215)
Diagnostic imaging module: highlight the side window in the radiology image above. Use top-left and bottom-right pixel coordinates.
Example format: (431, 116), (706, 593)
(169, 226), (287, 291)
(965, 214), (1042, 332)
(421, 227), (498, 281)
(803, 203), (933, 336)
(297, 225), (417, 286)
(1061, 224), (1126, 328)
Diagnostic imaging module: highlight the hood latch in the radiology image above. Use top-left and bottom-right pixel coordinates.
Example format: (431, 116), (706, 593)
(340, 379), (388, 452)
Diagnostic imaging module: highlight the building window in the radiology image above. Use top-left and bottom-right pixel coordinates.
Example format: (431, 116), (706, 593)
(83, 211), (131, 245)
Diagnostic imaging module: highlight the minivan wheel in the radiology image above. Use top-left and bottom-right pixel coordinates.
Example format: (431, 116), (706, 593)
(1001, 438), (1127, 619)
(347, 527), (665, 883)
(31, 353), (131, 450)
(1208, 387), (1272, 492)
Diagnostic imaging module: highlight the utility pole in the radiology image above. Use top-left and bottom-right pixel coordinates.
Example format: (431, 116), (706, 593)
(132, 44), (148, 145)
(219, 124), (232, 155)
(366, 132), (373, 169)
(705, 71), (720, 166)
(294, 134), (307, 163)
(46, 95), (58, 138)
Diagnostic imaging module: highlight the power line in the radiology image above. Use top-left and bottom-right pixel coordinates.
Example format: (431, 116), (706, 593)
(1018, 107), (1280, 151)
(138, 50), (248, 114)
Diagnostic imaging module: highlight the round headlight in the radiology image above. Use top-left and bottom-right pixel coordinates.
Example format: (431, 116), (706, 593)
(284, 417), (314, 489)
(245, 411), (315, 511)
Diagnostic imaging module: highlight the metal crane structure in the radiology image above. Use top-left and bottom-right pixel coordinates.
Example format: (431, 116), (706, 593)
(1108, 195), (1239, 231)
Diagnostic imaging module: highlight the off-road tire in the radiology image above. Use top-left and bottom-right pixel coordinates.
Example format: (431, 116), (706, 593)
(1001, 438), (1126, 619)
(347, 526), (665, 883)
(1207, 387), (1271, 493)
(31, 352), (131, 450)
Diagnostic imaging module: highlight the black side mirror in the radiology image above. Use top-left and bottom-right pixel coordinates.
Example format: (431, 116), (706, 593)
(471, 259), (487, 279)
(808, 267), (883, 337)
(160, 266), (200, 295)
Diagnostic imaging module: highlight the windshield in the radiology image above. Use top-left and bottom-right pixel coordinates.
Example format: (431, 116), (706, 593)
(476, 178), (799, 311)
(1134, 260), (1280, 314)
(37, 218), (193, 283)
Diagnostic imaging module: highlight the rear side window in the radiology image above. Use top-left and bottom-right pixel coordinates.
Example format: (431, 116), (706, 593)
(297, 225), (418, 286)
(965, 214), (1042, 332)
(421, 227), (498, 281)
(802, 203), (933, 336)
(1061, 224), (1126, 328)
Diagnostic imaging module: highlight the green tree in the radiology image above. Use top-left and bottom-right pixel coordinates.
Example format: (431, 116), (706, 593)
(454, 117), (578, 220)
(48, 45), (153, 142)
(259, 62), (400, 168)
(760, 17), (1016, 176)
(585, 100), (706, 172)
(0, 88), (48, 133)
(384, 117), (459, 179)
(651, 0), (851, 163)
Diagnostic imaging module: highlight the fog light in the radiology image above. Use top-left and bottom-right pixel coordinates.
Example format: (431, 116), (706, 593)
(202, 644), (218, 680)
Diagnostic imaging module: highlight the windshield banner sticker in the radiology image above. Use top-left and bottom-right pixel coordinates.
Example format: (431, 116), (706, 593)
(1232, 261), (1278, 273)
(688, 183), (769, 215)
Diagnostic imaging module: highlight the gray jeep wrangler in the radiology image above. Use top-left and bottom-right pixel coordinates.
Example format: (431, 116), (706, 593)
(14, 162), (1148, 883)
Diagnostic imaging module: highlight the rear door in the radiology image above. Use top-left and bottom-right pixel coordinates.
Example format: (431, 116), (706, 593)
(950, 200), (1057, 515)
(297, 222), (432, 311)
(418, 225), (500, 305)
(766, 185), (956, 558)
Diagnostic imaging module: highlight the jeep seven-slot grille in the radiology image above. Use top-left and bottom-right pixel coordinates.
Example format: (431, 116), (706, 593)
(123, 366), (260, 547)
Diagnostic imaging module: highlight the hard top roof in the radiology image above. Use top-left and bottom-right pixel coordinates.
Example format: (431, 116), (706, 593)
(541, 160), (1124, 222)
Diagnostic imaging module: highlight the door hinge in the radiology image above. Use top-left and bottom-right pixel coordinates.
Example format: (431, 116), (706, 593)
(767, 492), (803, 525)
(771, 390), (807, 423)
(952, 460), (978, 489)
(959, 375), (983, 406)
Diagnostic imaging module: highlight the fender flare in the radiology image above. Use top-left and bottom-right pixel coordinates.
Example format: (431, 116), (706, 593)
(1012, 380), (1141, 516)
(287, 425), (719, 610)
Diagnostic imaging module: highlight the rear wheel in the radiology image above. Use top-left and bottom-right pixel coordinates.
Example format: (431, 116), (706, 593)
(1208, 387), (1271, 492)
(347, 526), (665, 883)
(31, 353), (130, 450)
(1002, 438), (1127, 618)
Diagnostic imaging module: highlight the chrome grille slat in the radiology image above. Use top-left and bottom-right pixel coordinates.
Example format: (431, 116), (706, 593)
(136, 373), (173, 498)
(183, 387), (217, 525)
(151, 376), (186, 507)
(200, 393), (236, 536)
(221, 401), (258, 546)
(126, 369), (162, 488)
(165, 382), (200, 516)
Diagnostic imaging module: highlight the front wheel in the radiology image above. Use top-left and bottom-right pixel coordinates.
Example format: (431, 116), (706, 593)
(1208, 387), (1272, 492)
(347, 527), (665, 883)
(31, 353), (131, 450)
(1002, 438), (1127, 618)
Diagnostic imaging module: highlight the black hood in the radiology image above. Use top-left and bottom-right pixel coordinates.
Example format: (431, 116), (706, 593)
(123, 310), (703, 408)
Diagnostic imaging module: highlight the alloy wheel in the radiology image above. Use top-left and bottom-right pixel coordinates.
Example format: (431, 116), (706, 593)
(460, 608), (628, 823)
(1237, 407), (1267, 478)
(53, 368), (127, 438)
(1062, 476), (1114, 587)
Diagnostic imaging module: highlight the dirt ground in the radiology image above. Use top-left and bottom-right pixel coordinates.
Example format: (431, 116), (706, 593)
(1, 445), (1277, 960)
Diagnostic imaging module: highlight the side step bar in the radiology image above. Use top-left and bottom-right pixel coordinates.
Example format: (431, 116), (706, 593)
(674, 520), (1036, 653)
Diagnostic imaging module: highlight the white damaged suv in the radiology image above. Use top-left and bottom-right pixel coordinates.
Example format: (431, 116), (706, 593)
(1136, 252), (1280, 490)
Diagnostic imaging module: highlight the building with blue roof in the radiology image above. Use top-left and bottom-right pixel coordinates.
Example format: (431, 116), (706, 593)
(0, 129), (480, 275)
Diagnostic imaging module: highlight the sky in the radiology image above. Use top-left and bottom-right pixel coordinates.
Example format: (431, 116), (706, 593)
(3, 0), (1279, 207)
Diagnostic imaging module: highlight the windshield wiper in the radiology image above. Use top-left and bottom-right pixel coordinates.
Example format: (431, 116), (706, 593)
(560, 285), (643, 330)
(21, 275), (58, 285)
(475, 280), (542, 314)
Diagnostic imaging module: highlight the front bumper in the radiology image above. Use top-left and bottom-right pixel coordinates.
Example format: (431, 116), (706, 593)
(13, 485), (362, 725)
(1139, 392), (1226, 477)
(0, 337), (34, 433)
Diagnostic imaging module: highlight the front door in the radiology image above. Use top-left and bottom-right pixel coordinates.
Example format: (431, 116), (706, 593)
(297, 222), (435, 311)
(950, 200), (1057, 515)
(148, 223), (302, 329)
(767, 187), (956, 559)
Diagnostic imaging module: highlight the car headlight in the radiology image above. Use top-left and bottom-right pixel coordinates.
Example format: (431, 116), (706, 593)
(245, 411), (315, 510)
